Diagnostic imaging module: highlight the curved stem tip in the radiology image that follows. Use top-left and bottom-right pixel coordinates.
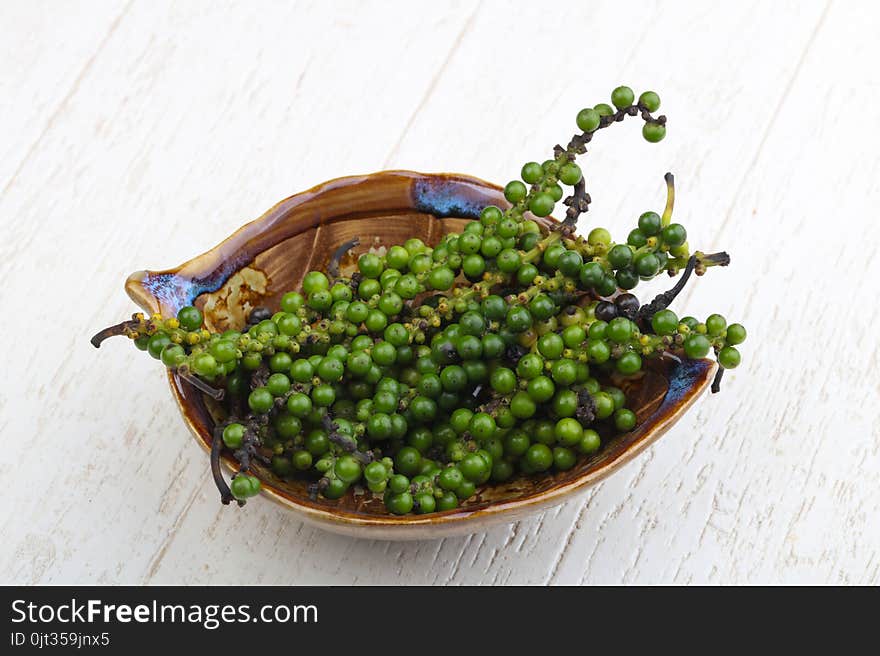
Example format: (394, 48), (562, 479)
(176, 367), (225, 401)
(211, 428), (234, 505)
(661, 172), (675, 227)
(90, 319), (140, 348)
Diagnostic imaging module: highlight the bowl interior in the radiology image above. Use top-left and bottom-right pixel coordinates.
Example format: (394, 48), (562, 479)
(127, 171), (715, 529)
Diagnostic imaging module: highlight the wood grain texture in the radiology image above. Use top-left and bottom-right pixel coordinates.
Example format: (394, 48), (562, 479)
(1, 0), (877, 584)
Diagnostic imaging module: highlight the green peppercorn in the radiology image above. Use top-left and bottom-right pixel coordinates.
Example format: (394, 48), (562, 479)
(587, 339), (611, 364)
(576, 107), (601, 132)
(578, 429), (601, 454)
(638, 90), (661, 112)
(292, 450), (312, 471)
(651, 309), (679, 336)
(266, 372), (291, 397)
(302, 270), (329, 294)
(661, 223), (687, 247)
(462, 253), (486, 279)
(634, 252), (660, 277)
(608, 244), (634, 269)
(488, 367), (515, 394)
(527, 375), (555, 403)
(607, 317), (633, 343)
(593, 392), (615, 420)
(177, 306), (203, 332)
(718, 346), (741, 369)
(559, 162), (582, 186)
(504, 180), (527, 203)
(469, 412), (496, 440)
(386, 492), (414, 515)
(627, 228), (647, 248)
(550, 359), (577, 387)
(706, 313), (727, 336)
(616, 269), (639, 290)
(480, 236), (503, 258)
(334, 456), (362, 484)
(596, 275), (618, 297)
(480, 205), (503, 226)
(248, 387), (274, 414)
(529, 192), (555, 217)
(614, 408), (637, 432)
(557, 250), (583, 277)
(524, 444), (553, 471)
(588, 227), (611, 246)
(312, 384), (336, 407)
(643, 122), (666, 143)
(638, 211), (661, 235)
(553, 447), (577, 471)
(374, 473), (401, 496)
(616, 351), (642, 375)
(280, 292), (304, 313)
(160, 344), (186, 368)
(222, 423), (245, 449)
(684, 334), (711, 359)
(428, 266), (455, 291)
(554, 418), (583, 446)
(510, 391), (536, 419)
(385, 245), (409, 270)
(517, 262), (539, 286)
(231, 475), (259, 500)
(725, 323), (747, 345)
(611, 85), (634, 109)
(579, 262), (604, 289)
(537, 333), (564, 359)
(146, 333), (172, 360)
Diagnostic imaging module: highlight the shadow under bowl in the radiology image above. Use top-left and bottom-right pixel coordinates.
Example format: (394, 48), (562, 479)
(125, 170), (716, 540)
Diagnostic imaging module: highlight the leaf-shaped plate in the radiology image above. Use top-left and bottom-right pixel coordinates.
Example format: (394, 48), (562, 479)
(126, 171), (716, 540)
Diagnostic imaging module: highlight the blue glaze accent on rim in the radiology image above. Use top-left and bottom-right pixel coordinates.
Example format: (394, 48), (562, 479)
(664, 358), (712, 406)
(412, 178), (487, 219)
(141, 258), (240, 314)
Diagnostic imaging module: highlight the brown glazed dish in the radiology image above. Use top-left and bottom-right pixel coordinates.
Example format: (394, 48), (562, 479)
(125, 171), (716, 540)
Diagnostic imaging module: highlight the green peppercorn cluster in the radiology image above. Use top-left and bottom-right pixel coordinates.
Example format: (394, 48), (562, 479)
(96, 86), (746, 515)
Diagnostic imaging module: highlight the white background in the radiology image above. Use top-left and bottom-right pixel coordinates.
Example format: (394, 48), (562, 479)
(1, 0), (878, 585)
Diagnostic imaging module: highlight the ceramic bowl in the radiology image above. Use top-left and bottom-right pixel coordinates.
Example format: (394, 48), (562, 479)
(125, 171), (716, 540)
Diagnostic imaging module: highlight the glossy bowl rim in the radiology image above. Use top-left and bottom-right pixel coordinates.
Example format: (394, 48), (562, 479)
(128, 170), (716, 531)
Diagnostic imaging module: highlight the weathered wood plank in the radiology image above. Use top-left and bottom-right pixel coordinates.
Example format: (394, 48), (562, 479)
(1, 0), (877, 585)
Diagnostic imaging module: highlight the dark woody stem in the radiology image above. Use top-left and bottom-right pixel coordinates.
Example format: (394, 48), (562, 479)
(694, 251), (731, 276)
(308, 477), (330, 501)
(575, 388), (597, 426)
(327, 236), (360, 278)
(211, 426), (235, 506)
(638, 255), (698, 322)
(176, 366), (225, 400)
(233, 415), (270, 472)
(562, 178), (588, 228)
(561, 103), (666, 227)
(638, 250), (731, 324)
(321, 414), (373, 464)
(90, 318), (141, 348)
(711, 367), (725, 394)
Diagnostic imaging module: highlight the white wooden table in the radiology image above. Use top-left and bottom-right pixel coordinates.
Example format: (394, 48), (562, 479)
(1, 0), (877, 585)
